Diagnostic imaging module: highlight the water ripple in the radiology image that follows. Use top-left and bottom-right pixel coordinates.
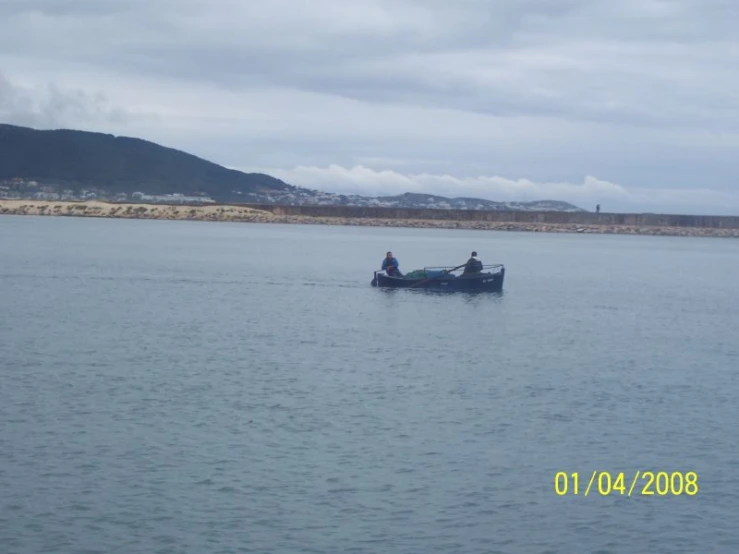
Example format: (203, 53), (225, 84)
(2, 217), (738, 553)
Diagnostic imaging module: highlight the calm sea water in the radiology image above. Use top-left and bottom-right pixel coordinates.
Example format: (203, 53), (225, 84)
(2, 215), (738, 554)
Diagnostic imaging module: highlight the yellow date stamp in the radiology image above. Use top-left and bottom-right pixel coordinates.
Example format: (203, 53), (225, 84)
(554, 471), (698, 497)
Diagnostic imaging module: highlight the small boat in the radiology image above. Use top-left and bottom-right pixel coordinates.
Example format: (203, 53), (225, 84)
(371, 264), (505, 292)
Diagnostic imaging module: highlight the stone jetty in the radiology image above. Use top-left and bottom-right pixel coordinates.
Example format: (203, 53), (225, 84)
(1, 199), (738, 238)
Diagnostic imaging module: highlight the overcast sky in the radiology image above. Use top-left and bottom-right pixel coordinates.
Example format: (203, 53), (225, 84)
(1, 0), (738, 214)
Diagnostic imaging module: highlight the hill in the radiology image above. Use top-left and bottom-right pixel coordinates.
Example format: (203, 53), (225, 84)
(0, 123), (585, 211)
(0, 123), (294, 201)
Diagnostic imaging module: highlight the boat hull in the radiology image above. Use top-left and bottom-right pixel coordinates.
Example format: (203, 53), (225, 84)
(372, 267), (505, 292)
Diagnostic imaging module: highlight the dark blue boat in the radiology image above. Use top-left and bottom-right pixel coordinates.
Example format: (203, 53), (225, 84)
(371, 264), (505, 292)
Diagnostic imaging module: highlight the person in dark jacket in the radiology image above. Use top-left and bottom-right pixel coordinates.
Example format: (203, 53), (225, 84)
(463, 251), (483, 275)
(381, 251), (403, 277)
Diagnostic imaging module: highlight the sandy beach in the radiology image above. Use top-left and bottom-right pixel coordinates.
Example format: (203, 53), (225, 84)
(2, 199), (738, 237)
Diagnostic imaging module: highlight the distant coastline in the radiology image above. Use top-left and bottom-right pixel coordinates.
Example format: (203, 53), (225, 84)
(2, 199), (738, 237)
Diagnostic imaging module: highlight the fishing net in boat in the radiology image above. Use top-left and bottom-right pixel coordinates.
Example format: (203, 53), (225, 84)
(402, 269), (427, 279)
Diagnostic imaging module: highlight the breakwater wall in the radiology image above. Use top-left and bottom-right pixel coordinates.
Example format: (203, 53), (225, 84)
(239, 204), (739, 229)
(3, 200), (738, 236)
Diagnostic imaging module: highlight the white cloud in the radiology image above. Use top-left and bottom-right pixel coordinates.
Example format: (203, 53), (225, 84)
(242, 164), (739, 215)
(241, 164), (631, 203)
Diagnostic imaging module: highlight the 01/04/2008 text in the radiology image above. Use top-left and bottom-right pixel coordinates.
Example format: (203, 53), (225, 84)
(554, 471), (698, 497)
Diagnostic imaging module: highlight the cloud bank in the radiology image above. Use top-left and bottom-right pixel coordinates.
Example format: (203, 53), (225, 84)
(245, 164), (739, 215)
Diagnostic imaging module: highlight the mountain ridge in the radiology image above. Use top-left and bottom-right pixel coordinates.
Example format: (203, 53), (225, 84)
(0, 123), (585, 212)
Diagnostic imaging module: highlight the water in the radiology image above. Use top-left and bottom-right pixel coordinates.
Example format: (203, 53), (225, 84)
(1, 215), (738, 554)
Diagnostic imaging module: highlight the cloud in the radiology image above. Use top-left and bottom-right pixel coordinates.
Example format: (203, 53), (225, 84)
(243, 164), (739, 215)
(245, 164), (629, 204)
(0, 72), (131, 128)
(4, 0), (737, 130)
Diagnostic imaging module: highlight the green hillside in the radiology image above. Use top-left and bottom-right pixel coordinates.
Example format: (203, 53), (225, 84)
(0, 123), (294, 201)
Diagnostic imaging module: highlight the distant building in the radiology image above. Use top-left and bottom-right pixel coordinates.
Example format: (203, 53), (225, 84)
(131, 192), (215, 204)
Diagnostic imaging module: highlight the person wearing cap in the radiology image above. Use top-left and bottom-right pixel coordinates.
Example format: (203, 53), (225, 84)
(463, 251), (483, 275)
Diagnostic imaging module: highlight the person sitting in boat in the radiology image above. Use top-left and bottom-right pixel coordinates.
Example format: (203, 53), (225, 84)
(462, 251), (483, 275)
(381, 251), (403, 277)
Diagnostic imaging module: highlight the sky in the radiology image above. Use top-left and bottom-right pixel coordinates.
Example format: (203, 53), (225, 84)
(1, 0), (738, 214)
